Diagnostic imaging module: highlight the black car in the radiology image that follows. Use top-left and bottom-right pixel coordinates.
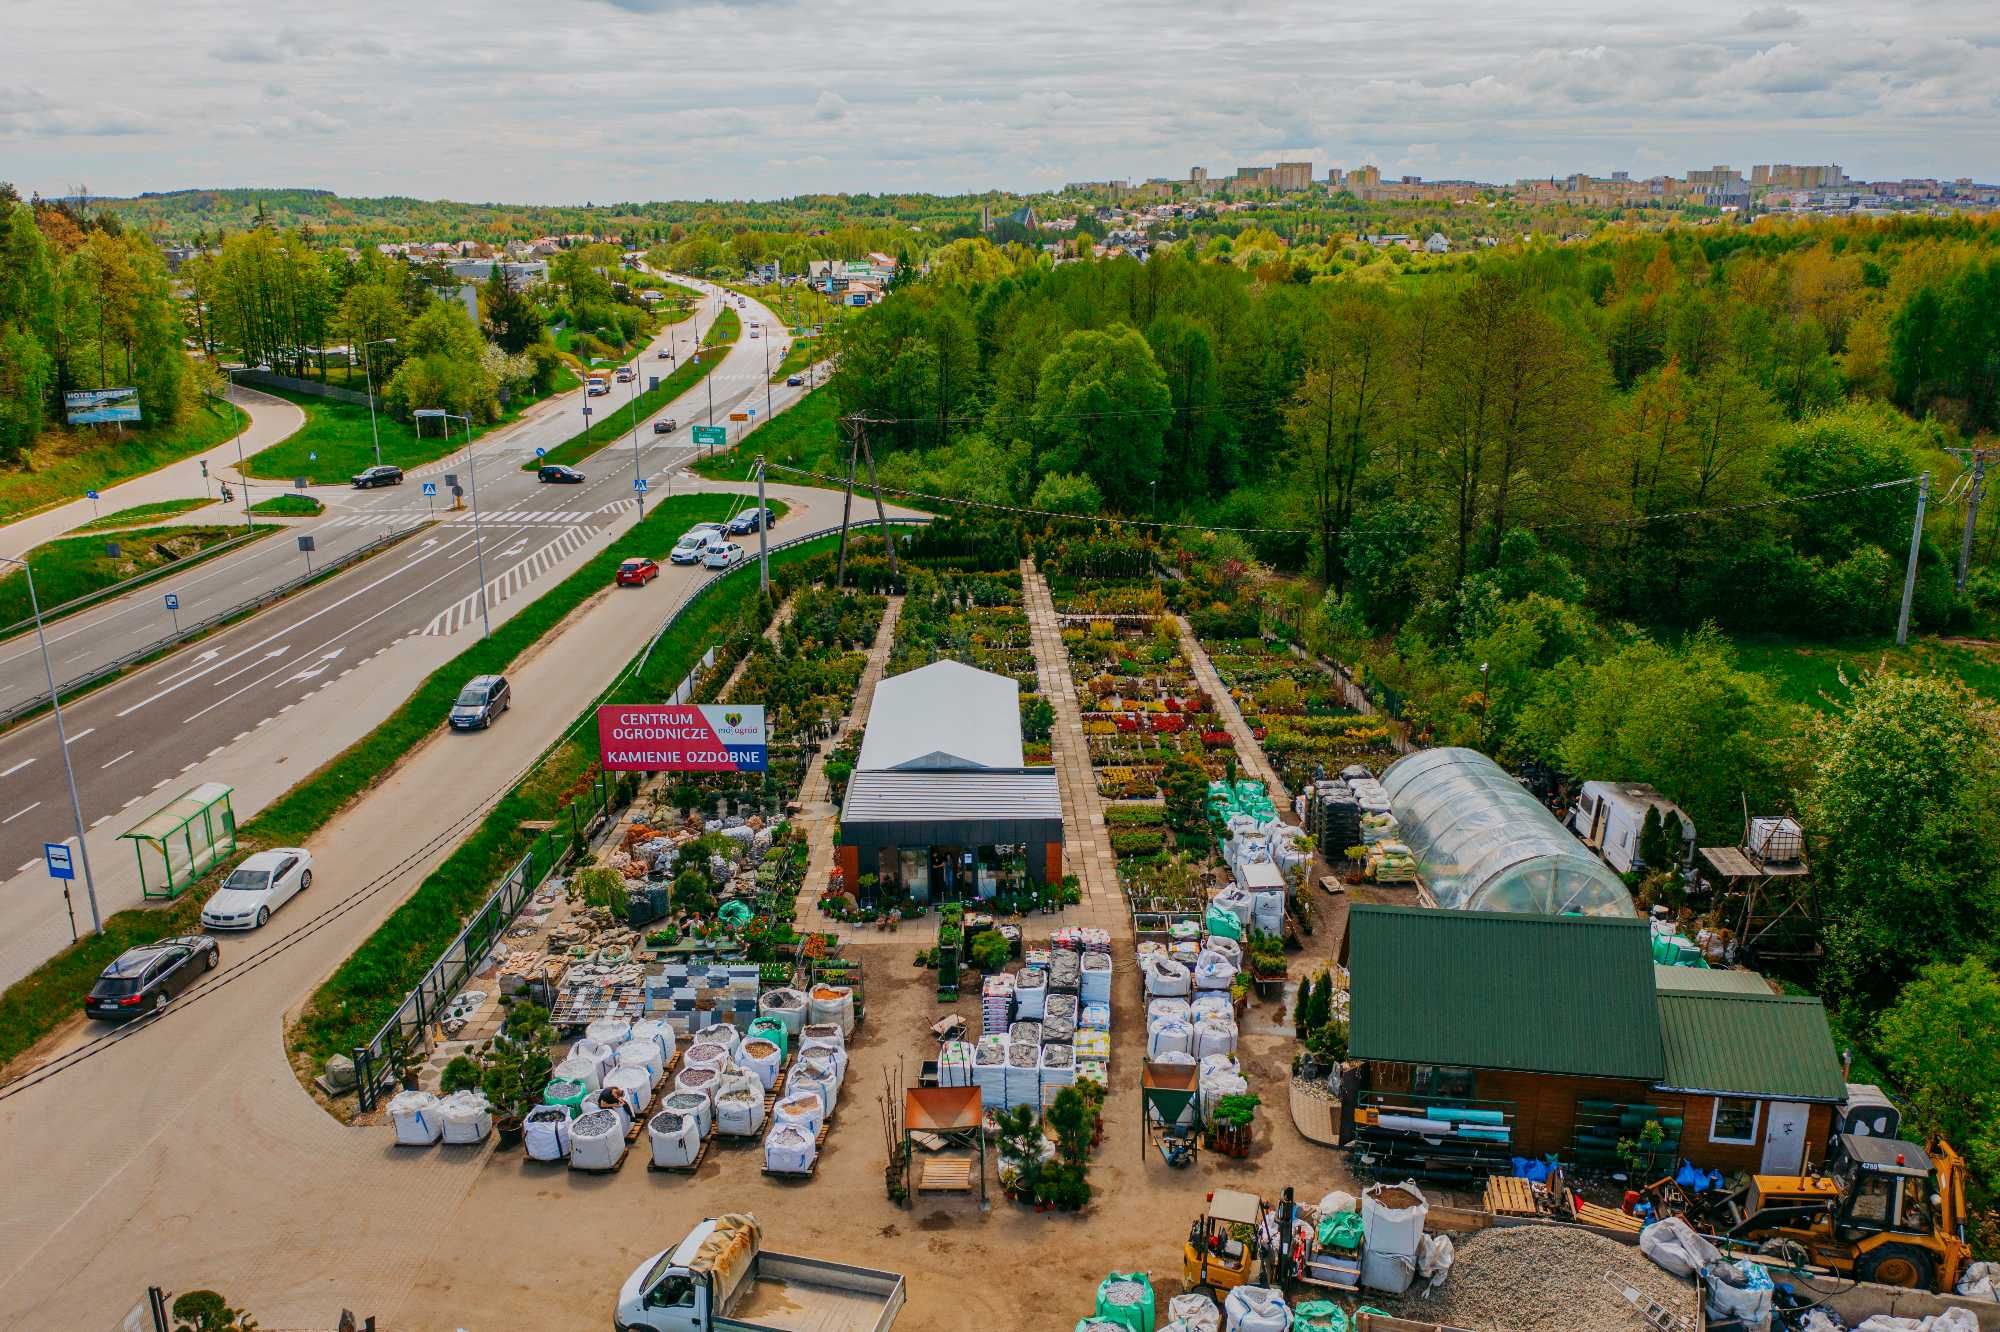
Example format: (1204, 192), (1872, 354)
(352, 464), (403, 489)
(725, 506), (775, 536)
(450, 673), (511, 730)
(538, 464), (585, 484)
(652, 418), (678, 435)
(786, 375), (805, 387)
(84, 936), (218, 1020)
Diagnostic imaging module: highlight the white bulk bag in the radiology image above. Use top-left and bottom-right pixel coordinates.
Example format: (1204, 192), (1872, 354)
(773, 1091), (825, 1137)
(648, 1109), (701, 1168)
(714, 1074), (767, 1136)
(1080, 951), (1113, 1004)
(1170, 940), (1201, 966)
(674, 1064), (723, 1108)
(389, 1090), (443, 1146)
(584, 1017), (632, 1047)
(1014, 969), (1048, 1020)
(522, 1104), (572, 1160)
(1223, 1284), (1291, 1332)
(1639, 1217), (1721, 1280)
(1200, 1069), (1250, 1122)
(631, 1018), (677, 1068)
(1167, 1293), (1222, 1332)
(807, 984), (855, 1036)
(1204, 935), (1242, 968)
(439, 1090), (493, 1145)
(797, 1037), (848, 1080)
(1194, 1015), (1238, 1060)
(739, 1038), (784, 1089)
(661, 1090), (712, 1139)
(1211, 887), (1253, 926)
(799, 1022), (845, 1051)
(763, 1123), (817, 1173)
(615, 1039), (664, 1088)
(1190, 992), (1234, 1025)
(758, 987), (806, 1035)
(571, 1037), (616, 1081)
(552, 1054), (602, 1094)
(683, 1040), (733, 1073)
(1193, 951), (1238, 993)
(1250, 889), (1285, 937)
(704, 1023), (743, 1058)
(567, 1108), (624, 1170)
(787, 1057), (840, 1112)
(1151, 1049), (1197, 1067)
(1149, 997), (1191, 1026)
(1148, 1019), (1193, 1060)
(1145, 957), (1192, 998)
(589, 1087), (635, 1138)
(1360, 1182), (1428, 1294)
(603, 1066), (654, 1117)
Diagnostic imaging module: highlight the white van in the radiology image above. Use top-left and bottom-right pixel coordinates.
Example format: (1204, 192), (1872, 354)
(669, 525), (725, 565)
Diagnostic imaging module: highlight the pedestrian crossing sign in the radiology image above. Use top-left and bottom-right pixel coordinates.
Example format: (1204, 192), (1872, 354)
(422, 481), (438, 497)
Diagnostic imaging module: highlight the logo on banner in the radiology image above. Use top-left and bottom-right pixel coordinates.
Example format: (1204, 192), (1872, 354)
(596, 703), (767, 772)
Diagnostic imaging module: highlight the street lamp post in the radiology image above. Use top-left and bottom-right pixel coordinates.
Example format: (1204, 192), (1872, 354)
(417, 410), (490, 638)
(362, 337), (398, 468)
(626, 355), (645, 521)
(0, 554), (103, 937)
(225, 367), (252, 529)
(763, 331), (773, 421)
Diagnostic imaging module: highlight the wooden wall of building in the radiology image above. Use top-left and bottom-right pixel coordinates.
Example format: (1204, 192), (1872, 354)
(1676, 1095), (1834, 1174)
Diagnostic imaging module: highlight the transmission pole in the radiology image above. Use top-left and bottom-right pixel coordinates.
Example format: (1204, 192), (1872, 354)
(834, 417), (861, 587)
(859, 424), (898, 578)
(755, 454), (770, 595)
(1896, 472), (1930, 647)
(1946, 446), (1996, 591)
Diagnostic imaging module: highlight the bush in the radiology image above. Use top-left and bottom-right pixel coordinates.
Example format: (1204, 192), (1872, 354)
(440, 1055), (482, 1095)
(1109, 828), (1168, 856)
(970, 930), (1011, 972)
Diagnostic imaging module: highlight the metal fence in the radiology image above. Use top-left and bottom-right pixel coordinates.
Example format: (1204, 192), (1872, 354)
(0, 525), (423, 731)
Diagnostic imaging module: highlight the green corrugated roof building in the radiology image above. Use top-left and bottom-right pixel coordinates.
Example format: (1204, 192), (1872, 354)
(1656, 990), (1847, 1102)
(1343, 904), (1665, 1081)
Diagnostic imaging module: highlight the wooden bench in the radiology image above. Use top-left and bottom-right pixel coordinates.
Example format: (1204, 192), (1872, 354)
(916, 1156), (975, 1193)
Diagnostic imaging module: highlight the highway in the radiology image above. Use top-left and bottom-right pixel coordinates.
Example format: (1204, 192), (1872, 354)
(0, 277), (816, 987)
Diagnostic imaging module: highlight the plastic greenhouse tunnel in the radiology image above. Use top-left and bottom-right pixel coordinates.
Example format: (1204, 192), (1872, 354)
(1378, 748), (1635, 917)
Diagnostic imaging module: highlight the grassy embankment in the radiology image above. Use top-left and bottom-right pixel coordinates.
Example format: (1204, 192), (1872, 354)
(0, 524), (275, 632)
(242, 386), (540, 488)
(527, 308), (741, 471)
(0, 397), (247, 524)
(73, 498), (218, 531)
(0, 492), (784, 1074)
(1728, 634), (2000, 713)
(248, 494), (325, 517)
(691, 386), (846, 484)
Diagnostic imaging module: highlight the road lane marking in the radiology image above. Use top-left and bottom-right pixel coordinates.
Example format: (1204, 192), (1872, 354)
(0, 759), (33, 778)
(18, 859), (38, 872)
(90, 815), (109, 829)
(207, 746), (224, 758)
(181, 762), (197, 772)
(100, 750), (133, 769)
(233, 731), (249, 742)
(3, 802), (41, 824)
(63, 727), (94, 745)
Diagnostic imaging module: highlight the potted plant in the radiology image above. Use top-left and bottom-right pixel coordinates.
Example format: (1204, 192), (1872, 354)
(481, 1003), (554, 1149)
(1210, 1092), (1260, 1158)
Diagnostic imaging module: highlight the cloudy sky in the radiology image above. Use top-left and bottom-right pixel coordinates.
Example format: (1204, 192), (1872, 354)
(5, 0), (1996, 203)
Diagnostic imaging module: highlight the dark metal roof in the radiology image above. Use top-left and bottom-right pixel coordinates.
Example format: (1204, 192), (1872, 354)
(840, 768), (1061, 825)
(1345, 904), (1664, 1080)
(1656, 990), (1847, 1102)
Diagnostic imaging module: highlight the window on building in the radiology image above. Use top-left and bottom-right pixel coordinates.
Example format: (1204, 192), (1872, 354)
(1414, 1066), (1474, 1099)
(1711, 1098), (1760, 1145)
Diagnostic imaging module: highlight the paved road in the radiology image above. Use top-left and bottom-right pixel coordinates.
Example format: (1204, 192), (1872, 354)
(0, 475), (921, 1331)
(0, 279), (816, 986)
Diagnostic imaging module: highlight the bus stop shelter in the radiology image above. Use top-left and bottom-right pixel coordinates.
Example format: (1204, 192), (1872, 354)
(121, 782), (236, 900)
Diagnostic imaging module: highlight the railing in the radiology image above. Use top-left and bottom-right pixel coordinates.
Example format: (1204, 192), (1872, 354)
(0, 525), (425, 731)
(352, 795), (601, 1112)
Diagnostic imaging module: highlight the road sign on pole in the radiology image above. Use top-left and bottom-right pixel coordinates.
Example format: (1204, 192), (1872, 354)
(634, 477), (649, 493)
(535, 447), (546, 458)
(163, 593), (179, 611)
(44, 842), (74, 880)
(422, 481), (438, 497)
(692, 425), (726, 447)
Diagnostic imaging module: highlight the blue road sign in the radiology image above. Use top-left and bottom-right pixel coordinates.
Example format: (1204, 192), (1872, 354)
(633, 477), (649, 493)
(163, 593), (179, 611)
(44, 843), (73, 881)
(86, 490), (99, 501)
(309, 452), (317, 461)
(535, 447), (546, 458)
(421, 481), (438, 497)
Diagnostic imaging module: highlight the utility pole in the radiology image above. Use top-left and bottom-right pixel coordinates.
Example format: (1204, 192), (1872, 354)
(627, 356), (645, 521)
(834, 417), (861, 587)
(1896, 472), (1930, 647)
(755, 454), (770, 594)
(859, 423), (898, 578)
(1946, 446), (1996, 591)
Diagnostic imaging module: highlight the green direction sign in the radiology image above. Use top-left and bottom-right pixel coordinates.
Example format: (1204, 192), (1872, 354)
(692, 425), (727, 446)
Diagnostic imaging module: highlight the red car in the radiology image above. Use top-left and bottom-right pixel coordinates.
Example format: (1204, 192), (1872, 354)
(615, 557), (659, 587)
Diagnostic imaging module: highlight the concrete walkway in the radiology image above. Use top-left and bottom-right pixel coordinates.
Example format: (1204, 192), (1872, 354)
(793, 595), (902, 939)
(0, 384), (305, 561)
(1176, 614), (1294, 816)
(1022, 561), (1125, 935)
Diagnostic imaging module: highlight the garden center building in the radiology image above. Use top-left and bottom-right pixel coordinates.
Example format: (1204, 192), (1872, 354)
(836, 660), (1063, 901)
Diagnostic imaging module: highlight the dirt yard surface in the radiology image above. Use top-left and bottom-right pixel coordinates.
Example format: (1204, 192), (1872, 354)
(397, 930), (1360, 1328)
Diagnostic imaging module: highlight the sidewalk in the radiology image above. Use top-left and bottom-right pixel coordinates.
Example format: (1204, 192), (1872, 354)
(1021, 561), (1126, 936)
(1176, 614), (1294, 814)
(0, 385), (304, 562)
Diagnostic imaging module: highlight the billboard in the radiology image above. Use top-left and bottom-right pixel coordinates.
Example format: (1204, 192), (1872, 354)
(597, 703), (767, 772)
(65, 387), (142, 425)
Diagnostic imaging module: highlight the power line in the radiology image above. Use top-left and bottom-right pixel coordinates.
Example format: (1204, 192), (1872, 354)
(1527, 475), (1923, 532)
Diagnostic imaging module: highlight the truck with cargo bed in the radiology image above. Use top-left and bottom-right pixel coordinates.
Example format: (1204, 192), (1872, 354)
(615, 1214), (905, 1332)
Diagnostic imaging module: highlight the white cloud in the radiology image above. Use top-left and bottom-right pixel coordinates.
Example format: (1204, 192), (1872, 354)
(812, 91), (848, 123)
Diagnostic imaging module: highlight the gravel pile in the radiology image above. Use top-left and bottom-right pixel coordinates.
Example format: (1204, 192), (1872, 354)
(1390, 1223), (1695, 1331)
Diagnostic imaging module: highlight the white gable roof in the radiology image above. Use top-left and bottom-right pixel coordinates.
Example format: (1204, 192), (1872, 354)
(857, 660), (1023, 771)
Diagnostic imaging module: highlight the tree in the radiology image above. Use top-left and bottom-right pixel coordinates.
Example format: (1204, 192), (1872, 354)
(382, 299), (500, 423)
(0, 325), (52, 460)
(171, 1291), (258, 1332)
(1146, 313), (1231, 495)
(1875, 959), (2000, 1180)
(1031, 325), (1170, 510)
(1804, 674), (2000, 1009)
(1030, 471), (1102, 515)
(1284, 292), (1395, 588)
(337, 279), (408, 359)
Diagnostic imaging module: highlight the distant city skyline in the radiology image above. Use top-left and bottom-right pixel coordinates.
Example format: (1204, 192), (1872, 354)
(6, 0), (1997, 204)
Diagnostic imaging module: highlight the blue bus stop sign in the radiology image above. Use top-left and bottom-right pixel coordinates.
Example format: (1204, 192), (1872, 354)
(163, 593), (179, 611)
(44, 843), (73, 881)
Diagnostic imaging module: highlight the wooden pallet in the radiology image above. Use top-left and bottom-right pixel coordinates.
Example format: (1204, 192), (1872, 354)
(568, 1139), (632, 1175)
(1574, 1200), (1644, 1233)
(915, 1156), (975, 1194)
(647, 1136), (709, 1175)
(1484, 1175), (1539, 1218)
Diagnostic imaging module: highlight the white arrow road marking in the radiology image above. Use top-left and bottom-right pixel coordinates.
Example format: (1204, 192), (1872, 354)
(284, 647), (344, 683)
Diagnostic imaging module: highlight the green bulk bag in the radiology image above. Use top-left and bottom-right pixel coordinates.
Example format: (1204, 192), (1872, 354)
(1295, 1301), (1348, 1331)
(1205, 902), (1244, 940)
(542, 1078), (588, 1112)
(748, 1015), (789, 1058)
(1318, 1209), (1364, 1251)
(1093, 1271), (1155, 1332)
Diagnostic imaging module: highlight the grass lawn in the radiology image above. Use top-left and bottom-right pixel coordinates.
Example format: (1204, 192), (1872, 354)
(248, 494), (325, 518)
(527, 309), (742, 471)
(1728, 634), (2000, 712)
(0, 492), (801, 1075)
(74, 498), (219, 531)
(691, 386), (844, 483)
(0, 397), (247, 524)
(767, 336), (821, 384)
(0, 524), (274, 630)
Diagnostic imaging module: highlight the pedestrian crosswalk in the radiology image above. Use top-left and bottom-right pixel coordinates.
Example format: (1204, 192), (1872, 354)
(321, 509), (593, 529)
(421, 523), (594, 636)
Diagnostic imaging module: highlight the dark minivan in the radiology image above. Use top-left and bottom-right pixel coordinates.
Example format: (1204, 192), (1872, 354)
(450, 673), (510, 730)
(84, 936), (219, 1020)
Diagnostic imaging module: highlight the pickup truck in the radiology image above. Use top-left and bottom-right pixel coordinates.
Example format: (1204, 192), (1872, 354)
(615, 1215), (904, 1332)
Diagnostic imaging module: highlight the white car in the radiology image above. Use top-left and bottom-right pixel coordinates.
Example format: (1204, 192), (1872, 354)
(669, 526), (724, 565)
(703, 542), (748, 570)
(200, 848), (313, 930)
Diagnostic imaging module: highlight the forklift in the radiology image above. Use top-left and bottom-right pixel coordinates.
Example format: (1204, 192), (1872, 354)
(1184, 1189), (1269, 1295)
(1714, 1135), (1972, 1292)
